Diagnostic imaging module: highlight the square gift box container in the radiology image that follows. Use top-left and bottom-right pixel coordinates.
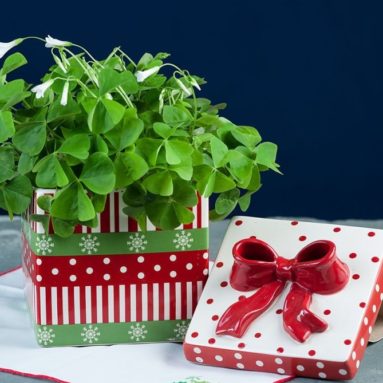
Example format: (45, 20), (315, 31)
(184, 217), (383, 380)
(22, 189), (209, 347)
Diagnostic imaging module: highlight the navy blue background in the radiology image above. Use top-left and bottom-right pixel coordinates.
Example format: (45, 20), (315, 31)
(1, 0), (382, 219)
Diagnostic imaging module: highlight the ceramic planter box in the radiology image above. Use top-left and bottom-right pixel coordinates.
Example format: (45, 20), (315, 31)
(22, 189), (209, 347)
(184, 217), (383, 381)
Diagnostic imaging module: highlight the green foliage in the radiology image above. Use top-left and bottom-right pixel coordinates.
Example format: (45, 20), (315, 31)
(0, 36), (280, 236)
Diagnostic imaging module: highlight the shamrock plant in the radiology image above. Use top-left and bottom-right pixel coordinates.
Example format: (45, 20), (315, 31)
(0, 35), (281, 237)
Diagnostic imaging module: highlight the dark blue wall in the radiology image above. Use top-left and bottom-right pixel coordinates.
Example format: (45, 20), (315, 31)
(1, 0), (382, 219)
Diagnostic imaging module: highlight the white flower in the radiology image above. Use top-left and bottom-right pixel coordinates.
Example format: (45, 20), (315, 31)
(0, 38), (23, 59)
(173, 230), (194, 250)
(35, 235), (54, 255)
(37, 326), (55, 346)
(79, 234), (100, 254)
(81, 324), (100, 344)
(189, 77), (201, 91)
(176, 78), (192, 96)
(128, 323), (148, 341)
(45, 35), (71, 48)
(174, 320), (189, 339)
(31, 79), (55, 99)
(60, 81), (69, 106)
(135, 66), (160, 82)
(52, 53), (67, 73)
(127, 233), (148, 252)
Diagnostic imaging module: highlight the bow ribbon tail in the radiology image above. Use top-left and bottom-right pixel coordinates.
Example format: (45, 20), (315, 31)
(216, 280), (285, 338)
(283, 283), (328, 343)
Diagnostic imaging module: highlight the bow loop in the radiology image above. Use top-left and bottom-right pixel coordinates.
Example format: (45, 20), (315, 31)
(216, 237), (350, 342)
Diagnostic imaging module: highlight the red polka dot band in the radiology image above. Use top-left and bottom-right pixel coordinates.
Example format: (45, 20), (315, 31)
(184, 216), (383, 380)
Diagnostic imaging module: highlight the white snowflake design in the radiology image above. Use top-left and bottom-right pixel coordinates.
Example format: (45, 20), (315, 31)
(127, 233), (148, 253)
(173, 230), (194, 250)
(79, 234), (100, 254)
(174, 320), (189, 339)
(81, 324), (101, 344)
(35, 235), (54, 255)
(37, 326), (55, 346)
(128, 323), (148, 341)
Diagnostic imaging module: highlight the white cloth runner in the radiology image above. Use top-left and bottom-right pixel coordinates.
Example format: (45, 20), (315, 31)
(0, 268), (291, 383)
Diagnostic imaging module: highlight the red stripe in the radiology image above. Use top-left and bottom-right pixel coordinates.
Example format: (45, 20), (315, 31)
(114, 192), (120, 233)
(128, 217), (138, 232)
(74, 225), (82, 234)
(102, 286), (108, 323)
(158, 284), (164, 320)
(181, 282), (187, 319)
(169, 283), (176, 320)
(87, 226), (92, 234)
(147, 284), (153, 321)
(48, 219), (54, 234)
(68, 287), (75, 324)
(80, 286), (86, 324)
(184, 207), (193, 229)
(197, 194), (202, 228)
(136, 284), (142, 322)
(36, 287), (41, 324)
(45, 288), (52, 325)
(125, 284), (131, 322)
(114, 285), (120, 323)
(91, 286), (97, 323)
(57, 287), (63, 325)
(101, 195), (110, 233)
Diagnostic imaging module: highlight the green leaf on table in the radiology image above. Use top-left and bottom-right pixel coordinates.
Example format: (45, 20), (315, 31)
(0, 174), (32, 218)
(105, 110), (144, 151)
(52, 217), (75, 238)
(0, 110), (15, 142)
(92, 194), (107, 213)
(163, 105), (192, 127)
(215, 188), (240, 216)
(231, 126), (262, 149)
(210, 137), (228, 167)
(122, 183), (146, 207)
(34, 154), (69, 188)
(153, 122), (173, 139)
(114, 151), (149, 188)
(47, 97), (81, 122)
(238, 191), (253, 211)
(136, 138), (163, 166)
(88, 98), (125, 134)
(227, 150), (253, 188)
(0, 146), (15, 183)
(122, 205), (147, 230)
(79, 152), (115, 194)
(165, 140), (193, 165)
(255, 142), (281, 173)
(169, 162), (193, 180)
(0, 80), (29, 110)
(0, 53), (27, 76)
(172, 179), (198, 207)
(214, 170), (236, 193)
(194, 165), (214, 197)
(247, 166), (262, 191)
(50, 182), (95, 222)
(143, 171), (173, 196)
(58, 133), (90, 160)
(37, 194), (52, 212)
(30, 214), (50, 234)
(13, 122), (46, 156)
(94, 135), (109, 154)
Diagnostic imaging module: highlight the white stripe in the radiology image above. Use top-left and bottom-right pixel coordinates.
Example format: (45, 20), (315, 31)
(146, 219), (156, 231)
(62, 287), (69, 324)
(109, 194), (115, 233)
(51, 287), (58, 325)
(85, 286), (92, 323)
(96, 286), (103, 323)
(40, 287), (46, 325)
(108, 285), (114, 323)
(186, 282), (193, 318)
(197, 281), (203, 300)
(201, 197), (209, 228)
(175, 282), (182, 319)
(164, 283), (170, 320)
(94, 213), (101, 233)
(119, 285), (126, 322)
(74, 286), (80, 324)
(130, 285), (136, 321)
(153, 283), (159, 321)
(82, 224), (87, 233)
(34, 285), (38, 322)
(142, 284), (148, 321)
(119, 192), (128, 232)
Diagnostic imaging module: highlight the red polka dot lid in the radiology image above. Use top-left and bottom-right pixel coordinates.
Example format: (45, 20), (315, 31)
(184, 217), (383, 381)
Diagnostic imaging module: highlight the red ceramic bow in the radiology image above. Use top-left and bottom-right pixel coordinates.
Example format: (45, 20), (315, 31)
(216, 238), (350, 342)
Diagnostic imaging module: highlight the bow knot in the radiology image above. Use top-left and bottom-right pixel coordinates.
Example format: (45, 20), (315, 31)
(216, 238), (350, 343)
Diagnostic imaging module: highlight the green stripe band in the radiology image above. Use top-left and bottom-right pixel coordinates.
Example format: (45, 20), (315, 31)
(33, 320), (190, 347)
